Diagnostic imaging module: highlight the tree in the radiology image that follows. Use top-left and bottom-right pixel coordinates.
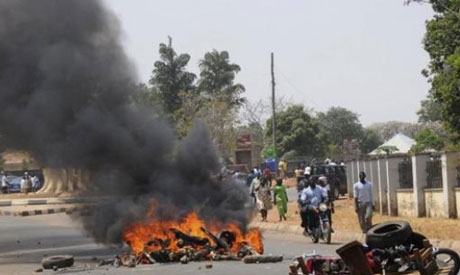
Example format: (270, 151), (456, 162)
(198, 50), (245, 108)
(149, 38), (196, 114)
(417, 94), (443, 122)
(317, 107), (364, 146)
(265, 105), (324, 158)
(412, 0), (460, 140)
(359, 128), (384, 154)
(410, 128), (445, 153)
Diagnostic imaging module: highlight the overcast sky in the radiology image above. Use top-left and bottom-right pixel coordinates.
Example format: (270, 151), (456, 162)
(106, 0), (433, 125)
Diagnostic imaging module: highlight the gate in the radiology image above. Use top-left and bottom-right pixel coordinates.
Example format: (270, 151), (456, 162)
(398, 158), (413, 188)
(426, 156), (442, 188)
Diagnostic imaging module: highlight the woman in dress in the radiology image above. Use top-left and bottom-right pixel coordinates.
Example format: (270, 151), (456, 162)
(273, 178), (288, 221)
(256, 178), (272, 221)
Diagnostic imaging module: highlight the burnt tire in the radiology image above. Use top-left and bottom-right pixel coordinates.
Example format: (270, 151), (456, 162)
(365, 221), (412, 249)
(433, 248), (460, 275)
(41, 255), (74, 269)
(402, 232), (427, 249)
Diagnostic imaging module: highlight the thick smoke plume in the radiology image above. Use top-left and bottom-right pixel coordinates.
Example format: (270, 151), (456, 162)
(0, 0), (250, 244)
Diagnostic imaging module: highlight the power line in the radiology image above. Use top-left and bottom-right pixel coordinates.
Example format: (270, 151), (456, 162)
(274, 66), (323, 111)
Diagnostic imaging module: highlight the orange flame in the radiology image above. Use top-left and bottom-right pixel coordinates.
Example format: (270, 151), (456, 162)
(122, 208), (263, 256)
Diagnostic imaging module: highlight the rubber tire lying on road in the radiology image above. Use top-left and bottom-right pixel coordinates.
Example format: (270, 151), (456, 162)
(433, 248), (460, 275)
(365, 221), (412, 249)
(41, 255), (74, 269)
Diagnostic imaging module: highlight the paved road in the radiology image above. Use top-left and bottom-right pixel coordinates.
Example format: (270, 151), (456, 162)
(0, 213), (343, 275)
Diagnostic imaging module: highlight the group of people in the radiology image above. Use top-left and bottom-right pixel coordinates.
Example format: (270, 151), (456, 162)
(248, 168), (288, 222)
(0, 171), (41, 194)
(297, 169), (374, 237)
(244, 162), (375, 236)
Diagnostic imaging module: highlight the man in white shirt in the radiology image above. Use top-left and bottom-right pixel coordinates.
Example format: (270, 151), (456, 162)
(1, 172), (9, 194)
(353, 171), (373, 233)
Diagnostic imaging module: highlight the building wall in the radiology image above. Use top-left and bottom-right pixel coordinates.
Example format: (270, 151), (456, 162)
(424, 189), (445, 218)
(396, 189), (415, 217)
(456, 188), (460, 219)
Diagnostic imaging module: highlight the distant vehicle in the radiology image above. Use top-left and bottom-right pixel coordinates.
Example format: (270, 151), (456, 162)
(6, 175), (22, 193)
(311, 164), (347, 200)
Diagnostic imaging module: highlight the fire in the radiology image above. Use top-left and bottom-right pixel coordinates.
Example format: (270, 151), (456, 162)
(122, 211), (263, 256)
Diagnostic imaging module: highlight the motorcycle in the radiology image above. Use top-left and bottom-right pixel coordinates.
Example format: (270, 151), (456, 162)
(310, 202), (332, 244)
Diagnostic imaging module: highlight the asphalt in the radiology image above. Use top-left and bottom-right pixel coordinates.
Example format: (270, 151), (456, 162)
(0, 213), (343, 275)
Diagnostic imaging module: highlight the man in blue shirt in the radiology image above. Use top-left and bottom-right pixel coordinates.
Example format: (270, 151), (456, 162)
(299, 176), (328, 236)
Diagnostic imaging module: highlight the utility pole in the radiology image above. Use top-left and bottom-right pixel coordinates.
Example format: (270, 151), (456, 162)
(271, 53), (276, 157)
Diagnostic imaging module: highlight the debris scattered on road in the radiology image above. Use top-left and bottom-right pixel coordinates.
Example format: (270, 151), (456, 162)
(242, 255), (283, 264)
(41, 255), (74, 270)
(205, 263), (213, 269)
(34, 267), (43, 273)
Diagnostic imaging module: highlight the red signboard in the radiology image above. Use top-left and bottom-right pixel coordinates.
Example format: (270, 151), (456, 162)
(236, 134), (252, 149)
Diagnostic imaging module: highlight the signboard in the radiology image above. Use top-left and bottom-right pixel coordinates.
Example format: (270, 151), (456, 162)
(236, 134), (252, 150)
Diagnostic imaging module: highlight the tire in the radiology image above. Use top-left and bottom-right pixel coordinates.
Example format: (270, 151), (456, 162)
(402, 232), (427, 249)
(365, 221), (412, 249)
(322, 222), (331, 244)
(41, 255), (74, 269)
(433, 248), (460, 275)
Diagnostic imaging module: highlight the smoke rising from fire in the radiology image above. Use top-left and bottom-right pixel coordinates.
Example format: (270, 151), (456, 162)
(0, 0), (250, 244)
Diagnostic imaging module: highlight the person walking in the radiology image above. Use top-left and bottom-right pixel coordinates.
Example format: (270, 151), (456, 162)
(249, 172), (261, 205)
(273, 178), (288, 221)
(354, 171), (374, 233)
(1, 172), (9, 194)
(255, 178), (272, 222)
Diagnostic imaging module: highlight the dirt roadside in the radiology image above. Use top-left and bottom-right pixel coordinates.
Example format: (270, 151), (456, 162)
(264, 195), (460, 241)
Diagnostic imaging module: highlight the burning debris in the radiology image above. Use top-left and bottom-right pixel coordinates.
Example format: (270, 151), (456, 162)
(116, 211), (266, 266)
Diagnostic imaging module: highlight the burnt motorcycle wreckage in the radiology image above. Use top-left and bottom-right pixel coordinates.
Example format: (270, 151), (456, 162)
(290, 221), (459, 275)
(340, 221), (460, 275)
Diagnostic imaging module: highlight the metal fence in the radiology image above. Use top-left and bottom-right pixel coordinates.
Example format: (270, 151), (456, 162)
(457, 165), (460, 187)
(426, 157), (443, 188)
(398, 158), (413, 188)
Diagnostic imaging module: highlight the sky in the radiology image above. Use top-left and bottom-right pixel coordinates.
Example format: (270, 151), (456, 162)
(106, 0), (434, 126)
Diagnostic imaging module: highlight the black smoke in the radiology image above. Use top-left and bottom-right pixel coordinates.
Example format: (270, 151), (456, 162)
(0, 0), (250, 244)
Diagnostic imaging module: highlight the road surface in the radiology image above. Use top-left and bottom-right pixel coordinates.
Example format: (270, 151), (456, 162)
(0, 213), (343, 275)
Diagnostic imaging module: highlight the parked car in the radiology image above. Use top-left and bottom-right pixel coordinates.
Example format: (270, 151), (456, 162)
(6, 175), (22, 193)
(311, 164), (347, 199)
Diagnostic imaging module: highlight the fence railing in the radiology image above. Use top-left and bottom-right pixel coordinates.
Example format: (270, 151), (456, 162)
(398, 158), (413, 188)
(426, 158), (442, 188)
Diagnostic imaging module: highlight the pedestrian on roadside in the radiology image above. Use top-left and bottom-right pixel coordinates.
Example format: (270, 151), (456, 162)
(21, 172), (32, 194)
(31, 174), (40, 192)
(278, 159), (287, 179)
(249, 172), (261, 205)
(354, 171), (374, 233)
(273, 178), (288, 221)
(246, 169), (256, 187)
(1, 172), (9, 194)
(255, 178), (272, 222)
(263, 166), (272, 186)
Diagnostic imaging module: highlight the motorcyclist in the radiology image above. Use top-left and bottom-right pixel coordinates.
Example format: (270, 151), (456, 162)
(299, 175), (328, 239)
(297, 170), (311, 193)
(318, 178), (334, 233)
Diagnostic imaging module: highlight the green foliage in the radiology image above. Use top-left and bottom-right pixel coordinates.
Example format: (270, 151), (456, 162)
(198, 50), (246, 107)
(265, 105), (324, 158)
(417, 94), (443, 122)
(359, 128), (384, 154)
(149, 39), (196, 114)
(410, 128), (445, 153)
(374, 145), (400, 156)
(422, 0), (460, 141)
(317, 107), (364, 146)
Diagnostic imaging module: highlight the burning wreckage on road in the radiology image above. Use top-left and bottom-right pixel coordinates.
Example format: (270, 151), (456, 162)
(103, 211), (282, 267)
